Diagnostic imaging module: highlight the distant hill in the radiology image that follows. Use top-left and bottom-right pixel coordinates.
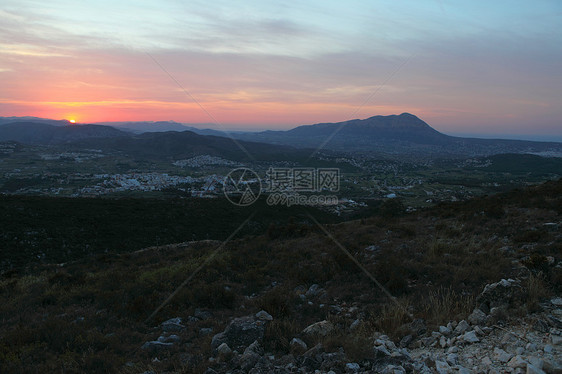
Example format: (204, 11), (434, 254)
(0, 121), (320, 162)
(227, 113), (562, 156)
(0, 116), (71, 127)
(0, 122), (128, 144)
(96, 121), (194, 133)
(72, 130), (313, 161)
(2, 115), (560, 157)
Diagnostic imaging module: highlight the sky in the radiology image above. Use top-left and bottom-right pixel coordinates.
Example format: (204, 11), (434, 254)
(1, 0), (561, 140)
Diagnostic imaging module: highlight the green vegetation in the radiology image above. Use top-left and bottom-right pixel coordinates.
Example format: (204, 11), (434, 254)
(0, 196), (338, 271)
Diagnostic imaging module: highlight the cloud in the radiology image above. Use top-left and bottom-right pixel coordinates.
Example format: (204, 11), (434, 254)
(0, 0), (561, 135)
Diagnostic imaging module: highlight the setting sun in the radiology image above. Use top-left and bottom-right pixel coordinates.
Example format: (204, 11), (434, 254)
(69, 119), (76, 124)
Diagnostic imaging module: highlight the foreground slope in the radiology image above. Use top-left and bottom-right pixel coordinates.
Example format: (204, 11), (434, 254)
(0, 179), (560, 373)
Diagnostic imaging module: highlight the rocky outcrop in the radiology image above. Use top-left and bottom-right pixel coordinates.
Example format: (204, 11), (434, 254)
(200, 281), (562, 373)
(211, 314), (270, 352)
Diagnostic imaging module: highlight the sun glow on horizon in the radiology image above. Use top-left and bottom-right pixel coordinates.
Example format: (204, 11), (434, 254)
(69, 119), (76, 123)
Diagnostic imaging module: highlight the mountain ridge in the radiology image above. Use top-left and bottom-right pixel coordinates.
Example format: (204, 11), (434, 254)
(1, 115), (561, 157)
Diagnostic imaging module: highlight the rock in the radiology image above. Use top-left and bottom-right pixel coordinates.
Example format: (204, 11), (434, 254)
(350, 318), (361, 331)
(211, 332), (227, 350)
(330, 305), (343, 314)
(214, 316), (267, 351)
(409, 318), (427, 336)
(245, 340), (264, 355)
(543, 358), (562, 373)
(399, 334), (413, 348)
(382, 365), (406, 374)
(494, 347), (513, 363)
(157, 334), (180, 343)
(527, 363), (546, 374)
(440, 325), (452, 335)
(255, 310), (273, 321)
(194, 309), (212, 320)
(302, 320), (334, 336)
(239, 340), (264, 371)
(544, 344), (553, 353)
(216, 343), (232, 356)
(516, 347), (525, 355)
(526, 343), (538, 351)
(468, 308), (487, 325)
(375, 345), (391, 357)
(482, 356), (493, 367)
(420, 336), (436, 347)
(473, 325), (485, 336)
(463, 331), (480, 343)
(345, 362), (360, 372)
(490, 306), (508, 321)
(527, 357), (544, 369)
(552, 298), (562, 307)
(477, 278), (524, 310)
(141, 340), (173, 351)
(290, 338), (307, 353)
(552, 335), (562, 345)
(161, 317), (185, 332)
(199, 327), (213, 336)
(446, 353), (459, 366)
(534, 319), (550, 333)
(508, 355), (528, 369)
(440, 336), (447, 348)
(305, 284), (322, 298)
(455, 320), (470, 334)
(435, 360), (451, 374)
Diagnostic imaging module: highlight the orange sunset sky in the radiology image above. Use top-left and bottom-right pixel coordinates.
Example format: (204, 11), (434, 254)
(1, 1), (561, 140)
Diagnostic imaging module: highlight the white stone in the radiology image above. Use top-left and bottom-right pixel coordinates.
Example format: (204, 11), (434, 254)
(375, 345), (391, 356)
(468, 309), (487, 325)
(508, 355), (528, 369)
(527, 356), (544, 369)
(435, 360), (451, 374)
(345, 362), (360, 372)
(463, 331), (480, 343)
(255, 310), (273, 321)
(446, 353), (459, 365)
(482, 356), (493, 366)
(290, 338), (307, 351)
(302, 320), (334, 336)
(526, 363), (546, 374)
(494, 347), (513, 363)
(447, 346), (459, 353)
(455, 320), (470, 334)
(217, 343), (232, 356)
(526, 343), (538, 351)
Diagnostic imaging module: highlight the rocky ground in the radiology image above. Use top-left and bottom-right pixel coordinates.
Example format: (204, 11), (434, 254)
(1, 180), (560, 373)
(139, 279), (562, 374)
